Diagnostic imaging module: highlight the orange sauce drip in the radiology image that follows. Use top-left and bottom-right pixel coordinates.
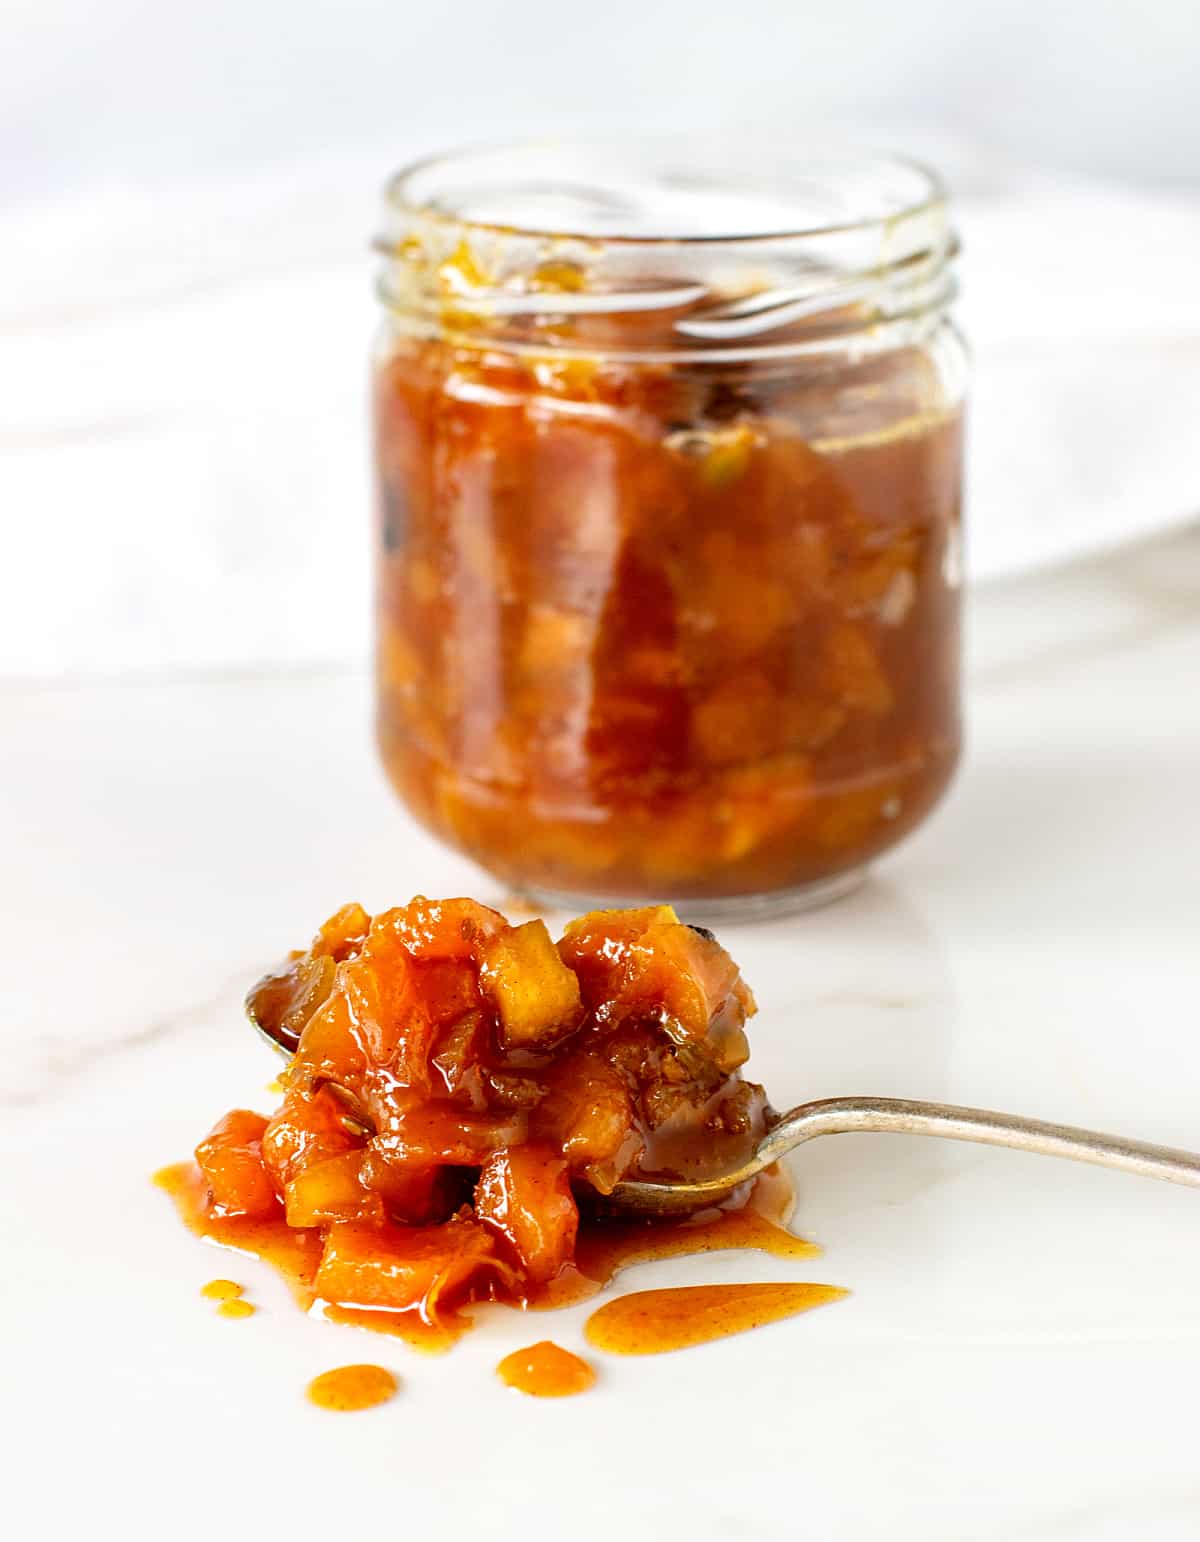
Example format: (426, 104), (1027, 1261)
(200, 1279), (244, 1301)
(496, 1341), (596, 1397)
(306, 1364), (398, 1412)
(156, 1161), (825, 1348)
(321, 1305), (464, 1355)
(217, 1298), (256, 1320)
(157, 1164), (457, 1351)
(585, 1281), (848, 1355)
(533, 1165), (817, 1309)
(155, 1163), (323, 1306)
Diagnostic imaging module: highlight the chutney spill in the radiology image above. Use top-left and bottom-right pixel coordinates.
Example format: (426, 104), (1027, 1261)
(158, 897), (843, 1371)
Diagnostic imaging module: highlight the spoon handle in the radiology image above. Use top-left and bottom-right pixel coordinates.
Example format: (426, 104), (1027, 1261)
(762, 1096), (1200, 1188)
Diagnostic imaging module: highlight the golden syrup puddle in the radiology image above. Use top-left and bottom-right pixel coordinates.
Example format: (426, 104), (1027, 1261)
(533, 1164), (818, 1309)
(156, 1160), (829, 1363)
(585, 1281), (848, 1354)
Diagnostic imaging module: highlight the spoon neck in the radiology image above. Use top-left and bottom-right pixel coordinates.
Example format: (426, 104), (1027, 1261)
(760, 1095), (1200, 1189)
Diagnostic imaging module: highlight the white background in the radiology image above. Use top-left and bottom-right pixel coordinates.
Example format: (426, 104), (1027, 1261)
(8, 0), (1200, 195)
(4, 0), (1200, 680)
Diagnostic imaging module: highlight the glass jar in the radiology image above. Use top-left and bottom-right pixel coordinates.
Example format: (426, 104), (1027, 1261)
(372, 141), (966, 917)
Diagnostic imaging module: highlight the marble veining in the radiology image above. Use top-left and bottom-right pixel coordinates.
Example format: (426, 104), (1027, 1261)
(2, 525), (1199, 1542)
(3, 971), (251, 1111)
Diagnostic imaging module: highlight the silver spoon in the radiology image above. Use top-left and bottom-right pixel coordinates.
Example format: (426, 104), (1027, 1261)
(609, 1096), (1200, 1216)
(248, 996), (1200, 1217)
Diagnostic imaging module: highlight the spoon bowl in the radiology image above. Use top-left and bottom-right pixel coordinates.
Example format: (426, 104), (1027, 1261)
(248, 993), (1200, 1218)
(610, 1095), (1200, 1216)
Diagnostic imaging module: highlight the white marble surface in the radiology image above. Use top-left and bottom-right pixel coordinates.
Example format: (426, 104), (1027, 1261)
(4, 527), (1200, 1540)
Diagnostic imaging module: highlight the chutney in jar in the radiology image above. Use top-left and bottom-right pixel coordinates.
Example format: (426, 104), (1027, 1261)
(373, 143), (966, 912)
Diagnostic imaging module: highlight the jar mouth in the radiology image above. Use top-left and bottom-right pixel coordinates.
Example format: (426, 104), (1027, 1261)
(383, 137), (947, 247)
(376, 138), (956, 355)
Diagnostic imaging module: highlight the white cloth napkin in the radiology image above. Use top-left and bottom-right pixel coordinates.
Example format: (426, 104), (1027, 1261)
(4, 157), (1199, 677)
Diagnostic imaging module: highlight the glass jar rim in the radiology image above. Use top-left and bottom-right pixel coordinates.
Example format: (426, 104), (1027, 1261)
(382, 136), (948, 249)
(376, 138), (957, 358)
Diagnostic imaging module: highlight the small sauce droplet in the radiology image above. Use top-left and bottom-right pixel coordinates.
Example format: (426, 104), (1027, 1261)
(217, 1298), (256, 1320)
(265, 1078), (285, 1095)
(585, 1282), (848, 1355)
(200, 1279), (244, 1301)
(307, 1364), (398, 1412)
(496, 1341), (595, 1397)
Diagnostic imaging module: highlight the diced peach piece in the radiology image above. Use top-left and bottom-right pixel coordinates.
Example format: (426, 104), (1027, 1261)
(312, 902), (371, 960)
(690, 672), (779, 768)
(359, 1147), (465, 1224)
(314, 1216), (511, 1319)
(284, 1150), (383, 1228)
(430, 1012), (490, 1103)
(475, 1145), (578, 1286)
(342, 923), (423, 1070)
(517, 603), (593, 685)
(822, 623), (892, 714)
(414, 958), (482, 1027)
(379, 896), (507, 961)
(261, 1085), (363, 1190)
(365, 1086), (527, 1165)
(533, 1052), (643, 1193)
(560, 909), (754, 1071)
(560, 905), (682, 942)
(629, 921), (755, 1072)
(557, 906), (678, 1014)
(292, 985), (369, 1089)
(247, 953), (336, 1049)
(194, 1110), (279, 1220)
(481, 920), (584, 1049)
